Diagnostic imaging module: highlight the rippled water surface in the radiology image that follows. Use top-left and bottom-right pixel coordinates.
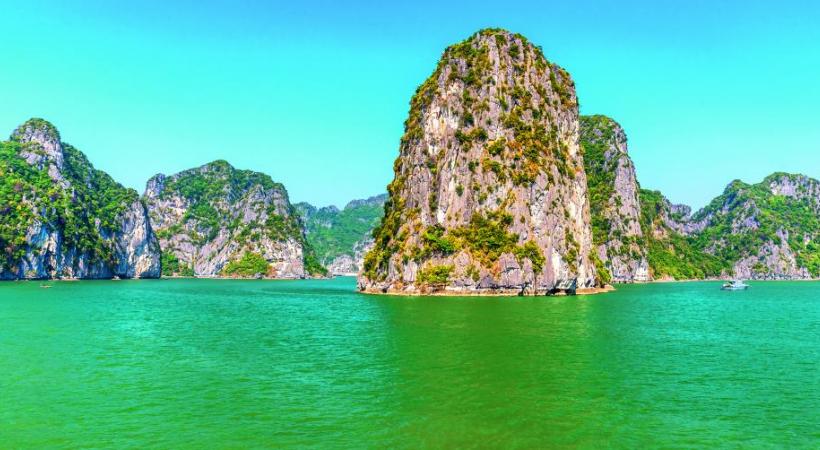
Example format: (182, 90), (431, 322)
(1, 278), (818, 448)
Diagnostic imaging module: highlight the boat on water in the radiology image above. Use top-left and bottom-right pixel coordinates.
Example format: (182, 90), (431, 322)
(721, 280), (749, 291)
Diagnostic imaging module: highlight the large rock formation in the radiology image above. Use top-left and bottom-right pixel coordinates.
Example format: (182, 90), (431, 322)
(691, 173), (820, 280)
(635, 173), (820, 281)
(581, 115), (649, 282)
(295, 194), (386, 275)
(577, 114), (820, 282)
(144, 160), (324, 278)
(0, 119), (160, 279)
(359, 29), (597, 295)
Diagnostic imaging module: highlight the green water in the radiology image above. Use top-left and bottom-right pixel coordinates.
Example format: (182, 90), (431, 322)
(0, 278), (817, 448)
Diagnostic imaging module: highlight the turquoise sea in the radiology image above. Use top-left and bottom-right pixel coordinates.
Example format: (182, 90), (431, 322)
(0, 278), (817, 448)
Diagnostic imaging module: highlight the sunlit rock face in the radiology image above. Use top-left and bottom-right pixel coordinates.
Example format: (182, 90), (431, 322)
(359, 29), (597, 295)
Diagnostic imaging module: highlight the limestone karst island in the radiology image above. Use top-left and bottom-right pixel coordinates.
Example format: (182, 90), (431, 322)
(2, 3), (818, 448)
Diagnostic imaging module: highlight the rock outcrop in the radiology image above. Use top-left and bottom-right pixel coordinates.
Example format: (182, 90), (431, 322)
(0, 119), (160, 279)
(581, 115), (649, 282)
(296, 194), (386, 276)
(144, 161), (324, 278)
(359, 29), (597, 295)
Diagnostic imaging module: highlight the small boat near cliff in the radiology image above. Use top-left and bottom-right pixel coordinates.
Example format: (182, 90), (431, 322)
(721, 280), (749, 291)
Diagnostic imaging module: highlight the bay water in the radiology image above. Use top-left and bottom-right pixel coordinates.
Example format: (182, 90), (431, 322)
(1, 278), (817, 448)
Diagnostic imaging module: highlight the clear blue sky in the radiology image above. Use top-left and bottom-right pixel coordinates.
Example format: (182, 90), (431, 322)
(2, 0), (819, 209)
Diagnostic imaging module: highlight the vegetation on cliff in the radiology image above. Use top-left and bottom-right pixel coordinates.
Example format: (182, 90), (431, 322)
(295, 194), (385, 267)
(582, 111), (820, 282)
(0, 119), (152, 274)
(160, 251), (194, 277)
(582, 115), (622, 244)
(638, 189), (725, 279)
(580, 115), (648, 283)
(221, 252), (270, 277)
(634, 173), (820, 280)
(362, 28), (595, 293)
(691, 174), (820, 278)
(146, 160), (325, 277)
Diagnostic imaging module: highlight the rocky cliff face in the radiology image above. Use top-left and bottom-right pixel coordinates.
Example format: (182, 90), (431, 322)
(581, 115), (649, 282)
(0, 119), (160, 279)
(144, 161), (324, 278)
(296, 194), (386, 276)
(360, 29), (597, 295)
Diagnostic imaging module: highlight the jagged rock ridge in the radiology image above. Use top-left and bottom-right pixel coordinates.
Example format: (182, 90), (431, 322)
(0, 119), (160, 279)
(579, 113), (820, 282)
(144, 160), (324, 278)
(360, 29), (597, 294)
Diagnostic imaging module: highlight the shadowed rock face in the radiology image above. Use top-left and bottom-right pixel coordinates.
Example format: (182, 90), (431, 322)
(144, 161), (320, 278)
(0, 119), (160, 280)
(359, 29), (597, 295)
(581, 115), (649, 282)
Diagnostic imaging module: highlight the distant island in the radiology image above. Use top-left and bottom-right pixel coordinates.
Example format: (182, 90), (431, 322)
(1, 28), (818, 291)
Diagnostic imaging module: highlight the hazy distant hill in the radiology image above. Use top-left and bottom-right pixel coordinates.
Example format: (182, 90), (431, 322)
(295, 194), (386, 275)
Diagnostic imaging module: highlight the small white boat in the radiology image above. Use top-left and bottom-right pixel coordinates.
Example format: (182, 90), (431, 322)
(721, 280), (749, 291)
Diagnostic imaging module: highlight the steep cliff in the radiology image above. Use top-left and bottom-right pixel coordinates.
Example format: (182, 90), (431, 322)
(360, 29), (597, 295)
(581, 115), (649, 282)
(295, 194), (385, 275)
(144, 161), (324, 278)
(0, 119), (160, 279)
